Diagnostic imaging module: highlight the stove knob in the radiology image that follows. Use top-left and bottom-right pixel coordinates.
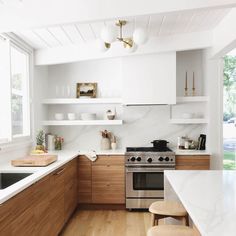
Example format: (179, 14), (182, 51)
(159, 157), (164, 161)
(165, 157), (170, 162)
(147, 158), (153, 163)
(130, 157), (136, 162)
(136, 157), (142, 162)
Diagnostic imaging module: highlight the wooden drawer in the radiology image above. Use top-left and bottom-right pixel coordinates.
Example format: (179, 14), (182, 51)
(34, 176), (51, 204)
(92, 165), (125, 204)
(11, 206), (36, 236)
(10, 184), (35, 217)
(50, 194), (64, 236)
(64, 158), (77, 184)
(50, 166), (66, 198)
(92, 155), (124, 166)
(78, 156), (92, 203)
(176, 155), (210, 170)
(0, 200), (13, 229)
(64, 179), (77, 222)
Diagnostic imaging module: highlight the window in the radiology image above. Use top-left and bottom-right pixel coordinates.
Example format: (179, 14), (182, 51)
(11, 45), (30, 138)
(0, 36), (31, 144)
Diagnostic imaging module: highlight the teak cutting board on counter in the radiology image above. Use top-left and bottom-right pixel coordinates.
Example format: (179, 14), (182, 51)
(11, 154), (58, 167)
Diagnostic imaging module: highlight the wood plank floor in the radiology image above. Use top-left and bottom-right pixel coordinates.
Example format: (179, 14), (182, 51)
(60, 209), (152, 236)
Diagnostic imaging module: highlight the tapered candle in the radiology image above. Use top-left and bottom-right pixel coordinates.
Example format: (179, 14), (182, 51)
(192, 72), (195, 89)
(185, 71), (187, 89)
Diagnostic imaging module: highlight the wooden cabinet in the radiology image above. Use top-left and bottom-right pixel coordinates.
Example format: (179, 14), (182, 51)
(64, 158), (78, 223)
(78, 155), (92, 203)
(78, 155), (125, 205)
(92, 155), (125, 204)
(176, 155), (210, 170)
(0, 158), (78, 236)
(34, 176), (52, 236)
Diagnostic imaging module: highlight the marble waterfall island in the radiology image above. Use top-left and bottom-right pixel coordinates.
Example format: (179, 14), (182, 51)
(164, 170), (236, 236)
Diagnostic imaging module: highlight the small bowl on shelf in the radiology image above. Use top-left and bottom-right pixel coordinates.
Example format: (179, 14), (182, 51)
(55, 113), (64, 120)
(81, 113), (96, 120)
(181, 113), (194, 119)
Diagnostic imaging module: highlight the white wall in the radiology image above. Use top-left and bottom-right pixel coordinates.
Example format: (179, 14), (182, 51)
(176, 50), (204, 96)
(44, 54), (207, 153)
(202, 49), (223, 169)
(33, 65), (49, 144)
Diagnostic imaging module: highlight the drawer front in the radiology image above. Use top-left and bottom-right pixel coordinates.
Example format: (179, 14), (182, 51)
(176, 165), (210, 170)
(92, 165), (125, 182)
(92, 155), (124, 166)
(34, 176), (51, 204)
(176, 155), (210, 166)
(50, 194), (65, 235)
(50, 166), (66, 198)
(10, 185), (35, 217)
(11, 206), (36, 236)
(65, 179), (77, 222)
(0, 201), (13, 228)
(92, 165), (125, 204)
(92, 182), (125, 204)
(64, 158), (77, 184)
(78, 156), (92, 203)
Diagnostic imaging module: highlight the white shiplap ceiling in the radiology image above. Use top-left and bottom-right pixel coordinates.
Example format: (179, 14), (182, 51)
(14, 8), (230, 50)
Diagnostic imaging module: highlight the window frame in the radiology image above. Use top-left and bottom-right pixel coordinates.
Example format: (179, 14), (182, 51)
(0, 34), (33, 150)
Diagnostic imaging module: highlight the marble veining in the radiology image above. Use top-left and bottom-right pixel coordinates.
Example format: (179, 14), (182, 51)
(165, 170), (236, 236)
(49, 106), (206, 150)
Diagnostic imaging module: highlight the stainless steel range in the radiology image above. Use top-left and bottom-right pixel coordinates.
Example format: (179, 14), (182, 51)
(125, 147), (175, 209)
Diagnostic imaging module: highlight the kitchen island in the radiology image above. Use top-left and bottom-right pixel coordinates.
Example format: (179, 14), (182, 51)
(164, 170), (236, 236)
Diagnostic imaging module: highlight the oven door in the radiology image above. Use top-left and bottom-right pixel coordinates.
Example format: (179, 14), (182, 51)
(126, 166), (173, 198)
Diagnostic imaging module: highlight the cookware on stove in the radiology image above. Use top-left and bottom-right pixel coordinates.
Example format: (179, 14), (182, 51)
(151, 140), (169, 149)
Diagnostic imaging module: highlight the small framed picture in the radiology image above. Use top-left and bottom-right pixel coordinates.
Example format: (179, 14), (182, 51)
(76, 83), (97, 98)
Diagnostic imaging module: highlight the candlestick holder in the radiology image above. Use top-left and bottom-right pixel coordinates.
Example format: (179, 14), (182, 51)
(192, 72), (196, 96)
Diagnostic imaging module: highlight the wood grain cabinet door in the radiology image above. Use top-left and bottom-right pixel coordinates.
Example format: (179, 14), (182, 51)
(34, 176), (52, 236)
(49, 167), (66, 236)
(78, 156), (92, 203)
(0, 200), (13, 236)
(176, 155), (210, 170)
(64, 159), (78, 223)
(92, 163), (125, 204)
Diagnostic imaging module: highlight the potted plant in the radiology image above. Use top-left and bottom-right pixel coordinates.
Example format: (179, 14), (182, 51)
(35, 130), (45, 152)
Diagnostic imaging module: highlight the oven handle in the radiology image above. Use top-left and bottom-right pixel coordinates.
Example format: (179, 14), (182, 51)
(126, 167), (175, 173)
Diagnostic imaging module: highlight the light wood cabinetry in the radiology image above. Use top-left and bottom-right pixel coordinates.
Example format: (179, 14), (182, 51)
(78, 155), (125, 205)
(78, 155), (92, 203)
(176, 155), (210, 170)
(0, 158), (78, 236)
(34, 176), (52, 236)
(92, 155), (125, 204)
(64, 158), (78, 223)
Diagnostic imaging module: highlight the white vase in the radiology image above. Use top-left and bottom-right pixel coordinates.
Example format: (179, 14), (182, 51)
(101, 138), (111, 150)
(111, 142), (117, 150)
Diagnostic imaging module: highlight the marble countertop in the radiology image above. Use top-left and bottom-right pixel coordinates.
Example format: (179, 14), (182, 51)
(174, 149), (211, 155)
(165, 170), (236, 236)
(0, 149), (125, 204)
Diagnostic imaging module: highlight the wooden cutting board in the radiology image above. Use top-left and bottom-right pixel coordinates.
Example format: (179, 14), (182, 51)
(11, 154), (58, 167)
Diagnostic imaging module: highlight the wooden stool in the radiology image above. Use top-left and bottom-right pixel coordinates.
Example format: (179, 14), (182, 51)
(147, 225), (195, 236)
(149, 201), (189, 226)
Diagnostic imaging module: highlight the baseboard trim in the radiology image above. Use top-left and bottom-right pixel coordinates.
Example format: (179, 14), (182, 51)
(78, 204), (126, 210)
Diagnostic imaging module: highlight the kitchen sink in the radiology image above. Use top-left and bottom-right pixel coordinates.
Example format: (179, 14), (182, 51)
(0, 173), (33, 189)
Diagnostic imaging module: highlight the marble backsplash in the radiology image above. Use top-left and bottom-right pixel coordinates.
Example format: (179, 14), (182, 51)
(48, 106), (207, 151)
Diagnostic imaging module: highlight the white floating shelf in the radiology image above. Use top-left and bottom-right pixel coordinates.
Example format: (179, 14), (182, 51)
(170, 118), (208, 124)
(176, 96), (209, 103)
(42, 98), (122, 105)
(42, 120), (123, 126)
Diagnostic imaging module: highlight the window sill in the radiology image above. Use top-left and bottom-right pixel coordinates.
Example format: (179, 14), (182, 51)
(0, 138), (32, 154)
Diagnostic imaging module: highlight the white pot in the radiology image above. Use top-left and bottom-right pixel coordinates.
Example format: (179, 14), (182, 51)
(67, 113), (76, 120)
(55, 113), (64, 120)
